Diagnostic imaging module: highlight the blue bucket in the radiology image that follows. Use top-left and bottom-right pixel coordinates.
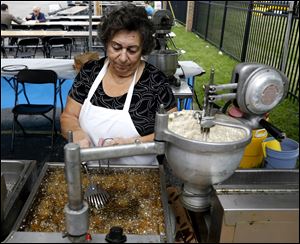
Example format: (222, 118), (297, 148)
(264, 137), (299, 169)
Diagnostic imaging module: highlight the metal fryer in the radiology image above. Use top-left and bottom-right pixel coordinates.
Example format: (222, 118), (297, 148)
(1, 160), (37, 242)
(4, 162), (175, 243)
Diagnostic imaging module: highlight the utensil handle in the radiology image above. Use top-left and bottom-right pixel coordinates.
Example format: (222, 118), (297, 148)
(67, 130), (73, 143)
(259, 119), (286, 142)
(81, 161), (92, 182)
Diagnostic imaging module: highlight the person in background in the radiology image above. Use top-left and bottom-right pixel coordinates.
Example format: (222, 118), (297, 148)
(1, 3), (24, 46)
(144, 1), (154, 17)
(60, 4), (177, 165)
(73, 52), (100, 73)
(25, 6), (46, 22)
(1, 3), (24, 29)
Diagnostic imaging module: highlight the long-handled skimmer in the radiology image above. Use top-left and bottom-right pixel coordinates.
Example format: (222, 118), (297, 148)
(67, 131), (110, 209)
(81, 161), (110, 209)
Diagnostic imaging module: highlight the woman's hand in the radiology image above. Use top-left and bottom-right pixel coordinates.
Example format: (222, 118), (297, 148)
(98, 137), (139, 147)
(77, 137), (91, 148)
(72, 130), (92, 148)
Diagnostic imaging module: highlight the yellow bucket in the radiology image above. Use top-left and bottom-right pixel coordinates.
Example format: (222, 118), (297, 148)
(239, 129), (268, 168)
(262, 137), (282, 157)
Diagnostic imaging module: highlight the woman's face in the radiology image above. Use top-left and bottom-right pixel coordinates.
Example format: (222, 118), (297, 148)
(107, 30), (142, 77)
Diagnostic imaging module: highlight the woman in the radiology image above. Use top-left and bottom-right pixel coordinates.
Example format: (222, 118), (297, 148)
(60, 4), (177, 165)
(25, 6), (46, 22)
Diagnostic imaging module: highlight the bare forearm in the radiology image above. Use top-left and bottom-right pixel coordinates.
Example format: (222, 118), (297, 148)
(60, 114), (83, 139)
(60, 97), (91, 147)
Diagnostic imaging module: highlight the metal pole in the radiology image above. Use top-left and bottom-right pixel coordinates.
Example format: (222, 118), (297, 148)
(281, 1), (294, 72)
(219, 1), (228, 50)
(80, 142), (165, 162)
(241, 1), (253, 62)
(64, 143), (83, 210)
(205, 1), (212, 41)
(88, 1), (93, 51)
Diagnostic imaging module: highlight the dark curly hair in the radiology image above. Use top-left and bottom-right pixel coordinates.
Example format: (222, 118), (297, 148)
(99, 4), (155, 56)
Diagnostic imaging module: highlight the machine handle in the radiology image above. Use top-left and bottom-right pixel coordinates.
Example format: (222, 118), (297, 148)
(67, 130), (73, 143)
(259, 119), (286, 142)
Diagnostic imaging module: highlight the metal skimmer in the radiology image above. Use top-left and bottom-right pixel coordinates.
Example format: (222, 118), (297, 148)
(82, 161), (110, 209)
(67, 131), (110, 209)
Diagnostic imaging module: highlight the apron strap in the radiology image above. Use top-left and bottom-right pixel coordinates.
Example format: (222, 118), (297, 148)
(86, 58), (138, 112)
(86, 59), (109, 101)
(123, 68), (138, 111)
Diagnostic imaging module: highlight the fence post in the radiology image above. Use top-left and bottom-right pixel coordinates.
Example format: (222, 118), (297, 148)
(162, 1), (168, 10)
(241, 1), (253, 62)
(205, 1), (212, 40)
(219, 1), (228, 50)
(281, 1), (295, 72)
(186, 1), (195, 32)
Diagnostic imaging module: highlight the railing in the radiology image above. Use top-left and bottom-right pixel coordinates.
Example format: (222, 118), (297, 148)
(167, 1), (299, 102)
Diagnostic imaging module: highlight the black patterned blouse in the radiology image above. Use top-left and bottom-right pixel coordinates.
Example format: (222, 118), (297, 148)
(68, 57), (177, 136)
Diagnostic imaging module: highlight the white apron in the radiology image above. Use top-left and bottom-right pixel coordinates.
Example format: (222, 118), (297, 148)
(79, 60), (156, 165)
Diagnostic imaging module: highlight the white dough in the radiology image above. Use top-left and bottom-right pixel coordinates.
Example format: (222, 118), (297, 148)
(168, 110), (246, 142)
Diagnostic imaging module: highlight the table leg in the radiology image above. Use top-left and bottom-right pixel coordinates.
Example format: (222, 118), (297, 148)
(177, 99), (184, 111)
(3, 76), (16, 91)
(2, 76), (25, 96)
(56, 79), (65, 112)
(187, 77), (194, 110)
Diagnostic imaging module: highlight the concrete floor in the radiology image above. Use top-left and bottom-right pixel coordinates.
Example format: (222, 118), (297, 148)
(1, 108), (66, 173)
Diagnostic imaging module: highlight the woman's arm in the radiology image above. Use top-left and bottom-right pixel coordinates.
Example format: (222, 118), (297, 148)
(60, 96), (91, 147)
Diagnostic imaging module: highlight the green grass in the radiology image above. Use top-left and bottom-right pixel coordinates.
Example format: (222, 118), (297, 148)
(171, 23), (299, 143)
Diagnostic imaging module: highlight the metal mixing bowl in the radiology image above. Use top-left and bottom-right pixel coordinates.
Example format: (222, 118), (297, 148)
(162, 113), (252, 189)
(146, 50), (178, 77)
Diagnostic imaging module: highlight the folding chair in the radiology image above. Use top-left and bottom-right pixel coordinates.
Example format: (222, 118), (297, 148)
(11, 69), (58, 151)
(1, 37), (7, 58)
(46, 25), (65, 31)
(29, 25), (47, 30)
(1, 24), (8, 30)
(92, 26), (106, 56)
(68, 26), (87, 52)
(14, 38), (40, 58)
(47, 37), (73, 59)
(12, 25), (29, 30)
